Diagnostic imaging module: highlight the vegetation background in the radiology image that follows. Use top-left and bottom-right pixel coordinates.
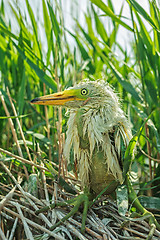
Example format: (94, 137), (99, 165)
(0, 0), (160, 239)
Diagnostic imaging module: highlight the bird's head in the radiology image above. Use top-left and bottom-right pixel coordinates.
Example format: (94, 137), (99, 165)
(31, 80), (118, 109)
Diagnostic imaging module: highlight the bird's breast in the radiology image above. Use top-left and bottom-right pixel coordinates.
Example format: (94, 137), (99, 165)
(89, 148), (119, 195)
(65, 108), (123, 193)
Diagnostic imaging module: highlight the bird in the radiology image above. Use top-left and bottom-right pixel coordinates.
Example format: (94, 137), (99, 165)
(31, 80), (132, 193)
(31, 79), (160, 233)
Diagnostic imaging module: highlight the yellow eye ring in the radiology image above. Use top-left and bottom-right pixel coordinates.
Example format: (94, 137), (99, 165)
(81, 88), (88, 95)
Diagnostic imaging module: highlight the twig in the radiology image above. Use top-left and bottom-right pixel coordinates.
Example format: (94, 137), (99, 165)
(3, 207), (64, 240)
(139, 146), (160, 163)
(123, 226), (149, 238)
(0, 227), (7, 240)
(68, 216), (103, 239)
(62, 133), (68, 176)
(0, 162), (52, 228)
(54, 45), (63, 180)
(56, 211), (87, 240)
(8, 217), (18, 240)
(1, 212), (14, 221)
(6, 87), (35, 172)
(51, 194), (57, 225)
(0, 148), (49, 172)
(14, 203), (34, 240)
(56, 121), (63, 180)
(41, 163), (50, 203)
(87, 213), (117, 240)
(43, 83), (52, 162)
(0, 186), (17, 211)
(0, 92), (29, 180)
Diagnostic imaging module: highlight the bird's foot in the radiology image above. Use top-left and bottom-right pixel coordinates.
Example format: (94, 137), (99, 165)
(130, 209), (160, 231)
(36, 193), (90, 233)
(125, 175), (160, 232)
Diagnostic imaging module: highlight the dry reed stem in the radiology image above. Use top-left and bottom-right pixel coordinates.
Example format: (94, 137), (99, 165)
(62, 132), (68, 176)
(0, 227), (7, 240)
(1, 134), (160, 239)
(14, 203), (34, 240)
(8, 217), (18, 240)
(123, 226), (149, 238)
(43, 83), (52, 162)
(0, 148), (49, 172)
(0, 92), (29, 180)
(3, 207), (64, 240)
(9, 200), (38, 218)
(0, 162), (52, 228)
(0, 186), (17, 212)
(67, 216), (103, 239)
(6, 87), (35, 173)
(54, 43), (63, 180)
(1, 166), (159, 239)
(41, 164), (50, 203)
(139, 146), (160, 163)
(56, 211), (88, 240)
(86, 212), (117, 240)
(51, 194), (57, 225)
(1, 187), (160, 239)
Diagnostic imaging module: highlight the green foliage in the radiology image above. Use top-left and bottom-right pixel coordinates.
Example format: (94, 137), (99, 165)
(0, 0), (160, 214)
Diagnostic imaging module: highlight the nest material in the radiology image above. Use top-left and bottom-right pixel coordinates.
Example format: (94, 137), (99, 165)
(0, 162), (160, 240)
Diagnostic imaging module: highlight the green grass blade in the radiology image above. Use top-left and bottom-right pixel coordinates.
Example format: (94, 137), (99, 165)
(122, 111), (155, 177)
(42, 0), (53, 66)
(91, 5), (108, 43)
(127, 0), (159, 32)
(106, 60), (142, 102)
(25, 0), (42, 60)
(123, 134), (138, 178)
(85, 12), (95, 38)
(42, 0), (51, 42)
(76, 21), (95, 49)
(26, 131), (52, 145)
(147, 119), (160, 154)
(109, 2), (124, 46)
(0, 23), (19, 40)
(67, 30), (95, 74)
(0, 114), (32, 119)
(12, 41), (57, 91)
(18, 68), (26, 115)
(9, 3), (32, 44)
(90, 0), (133, 32)
(47, 2), (60, 40)
(145, 74), (158, 106)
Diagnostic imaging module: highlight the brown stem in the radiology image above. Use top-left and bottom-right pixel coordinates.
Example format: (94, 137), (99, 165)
(7, 88), (35, 173)
(54, 43), (63, 180)
(0, 92), (29, 180)
(43, 83), (52, 162)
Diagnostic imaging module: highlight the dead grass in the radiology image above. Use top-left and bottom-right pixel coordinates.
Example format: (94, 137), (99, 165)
(0, 153), (160, 240)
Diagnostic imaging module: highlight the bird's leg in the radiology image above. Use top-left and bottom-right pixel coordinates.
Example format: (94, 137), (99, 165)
(125, 174), (160, 231)
(36, 191), (92, 233)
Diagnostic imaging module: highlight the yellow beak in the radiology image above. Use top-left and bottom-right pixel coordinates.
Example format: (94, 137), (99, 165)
(31, 89), (83, 106)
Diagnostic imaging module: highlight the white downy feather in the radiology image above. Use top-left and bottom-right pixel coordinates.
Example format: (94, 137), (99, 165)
(63, 81), (132, 188)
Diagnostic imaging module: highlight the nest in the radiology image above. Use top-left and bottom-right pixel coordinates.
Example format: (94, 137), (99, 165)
(0, 159), (160, 240)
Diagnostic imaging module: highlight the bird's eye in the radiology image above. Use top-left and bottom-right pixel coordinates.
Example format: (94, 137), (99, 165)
(81, 88), (88, 95)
